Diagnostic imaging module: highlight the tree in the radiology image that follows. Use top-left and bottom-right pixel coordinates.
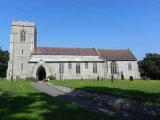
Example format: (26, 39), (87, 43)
(138, 53), (160, 80)
(0, 48), (9, 78)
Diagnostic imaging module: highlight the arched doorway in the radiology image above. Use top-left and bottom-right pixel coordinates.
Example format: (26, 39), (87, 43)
(36, 66), (46, 81)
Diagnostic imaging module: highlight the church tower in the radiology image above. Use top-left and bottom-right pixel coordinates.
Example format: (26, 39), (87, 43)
(7, 21), (37, 79)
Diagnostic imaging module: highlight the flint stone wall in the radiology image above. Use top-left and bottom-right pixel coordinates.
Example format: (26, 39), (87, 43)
(50, 83), (160, 116)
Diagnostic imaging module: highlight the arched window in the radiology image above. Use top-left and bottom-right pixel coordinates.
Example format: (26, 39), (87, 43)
(68, 62), (72, 69)
(128, 62), (132, 70)
(20, 30), (26, 42)
(106, 61), (108, 72)
(76, 63), (80, 74)
(93, 63), (97, 73)
(110, 61), (118, 74)
(59, 63), (64, 74)
(85, 62), (88, 69)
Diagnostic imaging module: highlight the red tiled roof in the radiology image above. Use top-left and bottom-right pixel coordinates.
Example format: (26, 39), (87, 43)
(32, 47), (137, 61)
(98, 49), (137, 61)
(33, 47), (98, 56)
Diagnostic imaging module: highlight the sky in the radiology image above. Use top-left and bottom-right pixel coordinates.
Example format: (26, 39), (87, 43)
(0, 0), (160, 60)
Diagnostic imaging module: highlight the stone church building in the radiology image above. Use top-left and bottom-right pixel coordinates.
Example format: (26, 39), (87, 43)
(7, 21), (140, 80)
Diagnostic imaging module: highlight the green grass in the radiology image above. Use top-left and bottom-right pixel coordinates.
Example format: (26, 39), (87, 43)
(0, 79), (116, 120)
(51, 79), (160, 104)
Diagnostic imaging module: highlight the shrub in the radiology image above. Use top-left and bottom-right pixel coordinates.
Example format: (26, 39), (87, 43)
(26, 77), (37, 82)
(0, 77), (5, 80)
(48, 76), (56, 80)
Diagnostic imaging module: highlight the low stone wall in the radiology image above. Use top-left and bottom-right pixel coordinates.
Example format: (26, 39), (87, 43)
(50, 83), (160, 116)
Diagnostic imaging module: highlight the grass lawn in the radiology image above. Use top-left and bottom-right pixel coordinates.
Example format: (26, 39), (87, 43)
(51, 79), (160, 104)
(0, 79), (116, 120)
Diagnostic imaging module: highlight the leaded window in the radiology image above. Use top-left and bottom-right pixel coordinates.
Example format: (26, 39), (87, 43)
(59, 63), (64, 74)
(93, 63), (97, 73)
(128, 62), (132, 70)
(68, 62), (72, 69)
(106, 61), (108, 72)
(85, 62), (88, 69)
(76, 63), (80, 74)
(110, 61), (118, 74)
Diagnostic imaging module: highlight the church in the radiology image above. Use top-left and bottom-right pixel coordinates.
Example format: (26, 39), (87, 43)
(7, 21), (140, 80)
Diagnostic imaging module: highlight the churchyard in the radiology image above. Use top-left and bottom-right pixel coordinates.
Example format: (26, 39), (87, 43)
(51, 79), (160, 104)
(0, 78), (160, 119)
(0, 79), (116, 120)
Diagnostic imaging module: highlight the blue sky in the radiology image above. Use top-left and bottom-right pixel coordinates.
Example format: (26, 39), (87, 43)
(0, 0), (160, 60)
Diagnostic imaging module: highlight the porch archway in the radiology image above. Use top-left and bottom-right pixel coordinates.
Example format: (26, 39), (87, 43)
(36, 66), (46, 81)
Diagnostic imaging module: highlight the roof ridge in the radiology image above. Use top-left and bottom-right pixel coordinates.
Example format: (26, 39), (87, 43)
(98, 48), (129, 51)
(36, 47), (130, 51)
(36, 47), (94, 49)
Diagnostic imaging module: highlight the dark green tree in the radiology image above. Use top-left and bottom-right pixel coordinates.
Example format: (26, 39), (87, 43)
(138, 53), (160, 80)
(0, 48), (9, 78)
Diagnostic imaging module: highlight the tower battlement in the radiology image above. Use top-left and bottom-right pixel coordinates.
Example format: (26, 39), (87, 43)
(12, 20), (36, 27)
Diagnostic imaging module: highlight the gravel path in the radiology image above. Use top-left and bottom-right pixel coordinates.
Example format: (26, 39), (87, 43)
(32, 81), (158, 120)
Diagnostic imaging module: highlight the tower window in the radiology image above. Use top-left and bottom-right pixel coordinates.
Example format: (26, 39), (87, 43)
(22, 49), (23, 55)
(20, 30), (26, 42)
